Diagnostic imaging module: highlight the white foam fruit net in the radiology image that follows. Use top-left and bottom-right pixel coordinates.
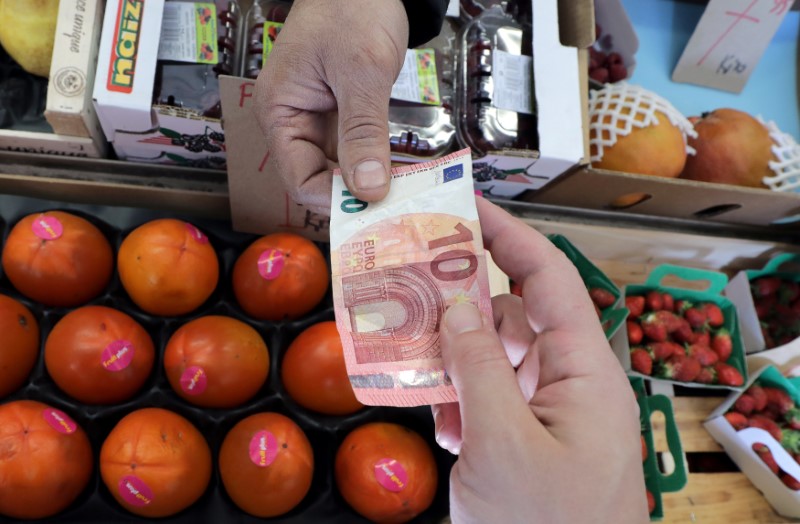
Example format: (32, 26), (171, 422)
(760, 117), (800, 193)
(589, 82), (698, 163)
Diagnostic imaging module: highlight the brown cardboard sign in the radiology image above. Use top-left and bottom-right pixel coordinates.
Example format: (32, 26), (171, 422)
(672, 0), (793, 93)
(219, 75), (330, 241)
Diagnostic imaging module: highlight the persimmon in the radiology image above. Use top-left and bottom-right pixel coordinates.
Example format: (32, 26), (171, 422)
(163, 316), (269, 408)
(117, 219), (218, 316)
(282, 321), (362, 415)
(1, 211), (113, 306)
(0, 401), (93, 519)
(232, 233), (328, 321)
(219, 412), (313, 517)
(0, 294), (39, 398)
(335, 422), (438, 524)
(44, 305), (155, 404)
(100, 408), (211, 518)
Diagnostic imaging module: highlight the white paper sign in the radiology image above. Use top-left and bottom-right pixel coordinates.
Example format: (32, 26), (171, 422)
(491, 49), (533, 115)
(447, 0), (460, 18)
(672, 0), (792, 93)
(157, 2), (218, 64)
(390, 49), (440, 105)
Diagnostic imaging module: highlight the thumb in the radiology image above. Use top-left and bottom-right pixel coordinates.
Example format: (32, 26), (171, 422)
(441, 303), (531, 442)
(334, 77), (393, 202)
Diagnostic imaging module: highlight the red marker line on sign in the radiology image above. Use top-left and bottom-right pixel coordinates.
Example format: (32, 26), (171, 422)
(697, 0), (760, 66)
(770, 0), (789, 16)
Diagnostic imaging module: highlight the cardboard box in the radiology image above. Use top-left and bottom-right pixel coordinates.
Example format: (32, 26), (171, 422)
(630, 376), (687, 521)
(0, 0), (108, 158)
(725, 254), (800, 355)
(549, 233), (628, 339)
(93, 0), (226, 168)
(705, 365), (800, 519)
(611, 263), (748, 390)
(220, 0), (594, 236)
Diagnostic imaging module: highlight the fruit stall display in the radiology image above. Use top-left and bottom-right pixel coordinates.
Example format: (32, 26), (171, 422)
(0, 197), (454, 523)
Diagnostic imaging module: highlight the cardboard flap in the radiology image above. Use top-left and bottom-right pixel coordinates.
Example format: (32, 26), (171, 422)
(556, 0), (595, 48)
(726, 271), (766, 353)
(648, 394), (688, 493)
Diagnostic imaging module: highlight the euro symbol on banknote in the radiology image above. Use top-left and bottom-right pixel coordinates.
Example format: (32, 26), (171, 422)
(330, 149), (492, 407)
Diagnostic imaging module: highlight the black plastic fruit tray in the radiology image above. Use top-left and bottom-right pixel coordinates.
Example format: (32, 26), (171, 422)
(0, 194), (455, 524)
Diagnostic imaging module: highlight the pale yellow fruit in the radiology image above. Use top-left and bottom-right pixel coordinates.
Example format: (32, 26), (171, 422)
(0, 0), (59, 78)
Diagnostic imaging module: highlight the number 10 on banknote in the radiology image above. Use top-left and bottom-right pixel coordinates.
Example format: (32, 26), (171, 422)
(331, 149), (493, 407)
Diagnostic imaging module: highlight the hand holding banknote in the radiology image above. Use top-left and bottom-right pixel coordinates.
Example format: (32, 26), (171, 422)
(434, 198), (648, 524)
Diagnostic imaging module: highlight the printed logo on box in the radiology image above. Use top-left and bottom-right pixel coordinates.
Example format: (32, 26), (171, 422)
(107, 0), (144, 93)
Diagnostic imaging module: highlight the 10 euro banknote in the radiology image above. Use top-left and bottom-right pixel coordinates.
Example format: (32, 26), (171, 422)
(330, 149), (492, 407)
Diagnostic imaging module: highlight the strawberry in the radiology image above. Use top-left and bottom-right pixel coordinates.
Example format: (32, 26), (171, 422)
(752, 277), (781, 298)
(696, 366), (716, 384)
(674, 299), (693, 314)
(702, 303), (724, 327)
(734, 394), (756, 415)
(749, 415), (783, 441)
(656, 354), (701, 382)
(626, 296), (645, 319)
(661, 292), (674, 313)
(656, 310), (683, 332)
(510, 281), (522, 297)
(748, 385), (769, 411)
(630, 348), (653, 376)
(686, 343), (719, 366)
(684, 307), (707, 329)
(640, 313), (669, 342)
(648, 341), (682, 361)
(646, 490), (655, 514)
(673, 318), (695, 343)
(754, 298), (774, 320)
(724, 411), (749, 430)
(711, 329), (733, 362)
(641, 435), (648, 462)
(646, 290), (663, 311)
(764, 387), (794, 415)
(593, 302), (602, 319)
(787, 408), (800, 431)
(627, 321), (643, 345)
(692, 330), (711, 346)
(780, 473), (800, 490)
(780, 281), (800, 304)
(589, 287), (616, 309)
(714, 362), (744, 387)
(753, 443), (779, 474)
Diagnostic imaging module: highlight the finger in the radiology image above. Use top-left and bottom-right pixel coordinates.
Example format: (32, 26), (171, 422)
(441, 303), (543, 444)
(431, 403), (462, 455)
(492, 293), (536, 368)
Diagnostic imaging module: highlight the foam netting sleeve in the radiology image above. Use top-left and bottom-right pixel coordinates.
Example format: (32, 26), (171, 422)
(760, 117), (800, 193)
(588, 82), (698, 163)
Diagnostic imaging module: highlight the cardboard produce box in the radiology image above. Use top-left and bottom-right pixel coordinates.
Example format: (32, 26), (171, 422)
(705, 365), (800, 520)
(220, 0), (594, 237)
(611, 264), (748, 391)
(0, 0), (107, 158)
(630, 376), (687, 521)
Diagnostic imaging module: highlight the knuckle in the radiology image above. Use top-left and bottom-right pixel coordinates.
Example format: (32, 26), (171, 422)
(449, 331), (507, 370)
(338, 113), (387, 147)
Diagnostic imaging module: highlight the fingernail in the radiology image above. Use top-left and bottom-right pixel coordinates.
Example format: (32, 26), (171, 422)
(444, 303), (483, 335)
(354, 160), (389, 191)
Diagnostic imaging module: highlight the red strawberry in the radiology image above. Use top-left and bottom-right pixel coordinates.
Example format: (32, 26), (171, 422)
(649, 341), (683, 361)
(641, 435), (647, 462)
(626, 296), (645, 319)
(752, 277), (781, 298)
(696, 366), (716, 384)
(510, 281), (522, 297)
(692, 331), (711, 346)
(787, 407), (800, 431)
(589, 287), (616, 309)
(754, 298), (774, 320)
(657, 354), (701, 382)
(673, 317), (695, 343)
(748, 385), (769, 411)
(630, 348), (653, 376)
(724, 411), (749, 429)
(686, 343), (719, 366)
(781, 281), (800, 304)
(763, 387), (794, 415)
(749, 415), (783, 441)
(794, 453), (800, 466)
(714, 362), (744, 387)
(753, 443), (779, 474)
(781, 473), (800, 490)
(711, 329), (733, 362)
(594, 302), (602, 318)
(646, 490), (655, 514)
(661, 293), (674, 313)
(702, 303), (724, 327)
(734, 394), (756, 415)
(656, 310), (682, 332)
(684, 307), (707, 329)
(674, 299), (693, 314)
(640, 314), (668, 342)
(646, 291), (663, 311)
(627, 321), (643, 345)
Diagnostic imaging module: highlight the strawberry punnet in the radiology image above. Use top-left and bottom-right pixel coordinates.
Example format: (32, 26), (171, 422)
(630, 348), (653, 376)
(713, 362), (744, 387)
(724, 411), (749, 430)
(626, 296), (645, 319)
(589, 287), (616, 309)
(711, 329), (733, 362)
(753, 443), (779, 474)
